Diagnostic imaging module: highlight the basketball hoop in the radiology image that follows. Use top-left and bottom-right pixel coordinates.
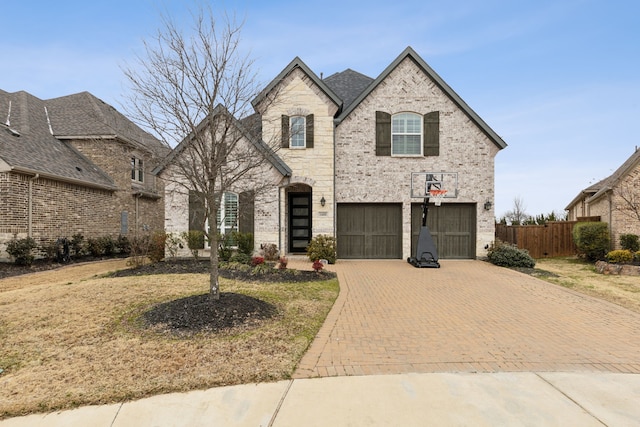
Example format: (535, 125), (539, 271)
(429, 189), (448, 206)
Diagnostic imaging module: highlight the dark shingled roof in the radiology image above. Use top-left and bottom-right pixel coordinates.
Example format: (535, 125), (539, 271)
(0, 89), (165, 189)
(323, 69), (374, 111)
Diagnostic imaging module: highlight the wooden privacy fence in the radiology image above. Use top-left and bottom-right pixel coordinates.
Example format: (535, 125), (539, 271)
(495, 221), (578, 259)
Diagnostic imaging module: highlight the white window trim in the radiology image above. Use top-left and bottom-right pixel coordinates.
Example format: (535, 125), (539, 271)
(131, 156), (144, 182)
(204, 192), (238, 248)
(391, 112), (423, 157)
(290, 116), (306, 149)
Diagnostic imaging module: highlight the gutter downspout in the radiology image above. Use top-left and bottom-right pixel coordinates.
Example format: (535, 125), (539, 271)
(28, 174), (40, 237)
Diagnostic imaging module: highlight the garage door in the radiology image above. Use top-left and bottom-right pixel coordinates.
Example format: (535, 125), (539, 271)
(337, 204), (402, 259)
(411, 203), (476, 259)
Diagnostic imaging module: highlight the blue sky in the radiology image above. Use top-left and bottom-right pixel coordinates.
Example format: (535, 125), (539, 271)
(2, 0), (639, 217)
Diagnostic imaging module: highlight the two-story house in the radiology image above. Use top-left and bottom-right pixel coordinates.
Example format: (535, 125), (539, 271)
(0, 90), (167, 260)
(161, 47), (507, 260)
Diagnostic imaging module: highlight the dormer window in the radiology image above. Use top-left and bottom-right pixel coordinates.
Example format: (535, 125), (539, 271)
(131, 157), (144, 182)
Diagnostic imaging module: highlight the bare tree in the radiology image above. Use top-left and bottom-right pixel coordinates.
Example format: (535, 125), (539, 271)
(503, 196), (529, 225)
(614, 182), (640, 223)
(122, 5), (280, 300)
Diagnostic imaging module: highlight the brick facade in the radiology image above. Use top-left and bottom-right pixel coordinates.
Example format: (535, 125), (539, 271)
(335, 58), (499, 258)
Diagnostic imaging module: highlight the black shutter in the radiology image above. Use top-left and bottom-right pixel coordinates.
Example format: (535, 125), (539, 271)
(238, 191), (255, 235)
(281, 115), (290, 148)
(424, 111), (440, 156)
(375, 111), (391, 156)
(188, 191), (206, 249)
(306, 114), (314, 148)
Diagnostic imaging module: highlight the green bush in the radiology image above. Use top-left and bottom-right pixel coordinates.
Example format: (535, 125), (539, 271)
(230, 252), (251, 265)
(605, 249), (634, 264)
(86, 237), (105, 257)
(100, 236), (117, 256)
(218, 233), (233, 262)
(40, 239), (60, 263)
(6, 236), (38, 266)
(635, 251), (640, 263)
(233, 232), (254, 256)
(306, 234), (337, 264)
(182, 230), (205, 260)
(164, 233), (181, 259)
(573, 222), (610, 262)
(70, 233), (86, 257)
(620, 234), (640, 252)
(116, 235), (131, 255)
(486, 240), (535, 268)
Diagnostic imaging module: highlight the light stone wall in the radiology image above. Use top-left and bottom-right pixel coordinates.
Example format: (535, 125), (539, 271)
(260, 68), (340, 254)
(335, 58), (500, 259)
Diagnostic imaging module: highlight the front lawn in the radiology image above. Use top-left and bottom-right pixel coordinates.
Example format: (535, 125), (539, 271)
(0, 263), (338, 418)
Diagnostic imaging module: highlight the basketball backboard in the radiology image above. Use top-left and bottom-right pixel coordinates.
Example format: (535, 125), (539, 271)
(410, 172), (458, 199)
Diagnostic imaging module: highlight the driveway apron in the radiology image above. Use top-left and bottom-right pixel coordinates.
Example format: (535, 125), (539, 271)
(293, 260), (640, 378)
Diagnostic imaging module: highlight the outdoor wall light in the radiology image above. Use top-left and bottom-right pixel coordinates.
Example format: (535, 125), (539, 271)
(320, 196), (326, 207)
(484, 200), (492, 211)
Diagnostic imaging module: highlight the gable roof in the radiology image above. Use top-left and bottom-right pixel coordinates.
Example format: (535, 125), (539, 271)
(323, 69), (374, 111)
(334, 46), (507, 150)
(566, 147), (640, 209)
(0, 89), (116, 190)
(252, 57), (342, 111)
(153, 104), (291, 177)
(46, 92), (168, 156)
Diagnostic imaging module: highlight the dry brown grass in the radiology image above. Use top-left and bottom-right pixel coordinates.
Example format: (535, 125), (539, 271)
(0, 265), (338, 418)
(535, 257), (640, 314)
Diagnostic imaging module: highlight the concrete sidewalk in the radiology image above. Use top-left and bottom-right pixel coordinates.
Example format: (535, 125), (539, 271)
(2, 372), (639, 426)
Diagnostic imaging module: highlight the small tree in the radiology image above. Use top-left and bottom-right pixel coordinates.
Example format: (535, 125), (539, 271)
(123, 5), (280, 301)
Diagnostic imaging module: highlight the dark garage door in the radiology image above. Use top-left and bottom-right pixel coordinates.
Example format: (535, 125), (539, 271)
(337, 204), (402, 259)
(411, 203), (476, 259)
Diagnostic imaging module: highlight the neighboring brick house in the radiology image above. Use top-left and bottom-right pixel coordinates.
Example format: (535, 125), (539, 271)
(0, 89), (167, 261)
(162, 47), (507, 260)
(566, 147), (640, 249)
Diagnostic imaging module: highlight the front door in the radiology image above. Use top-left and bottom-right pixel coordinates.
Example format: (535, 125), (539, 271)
(289, 192), (312, 253)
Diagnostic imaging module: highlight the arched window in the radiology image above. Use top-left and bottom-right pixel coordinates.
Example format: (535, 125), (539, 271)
(290, 116), (306, 148)
(392, 112), (422, 156)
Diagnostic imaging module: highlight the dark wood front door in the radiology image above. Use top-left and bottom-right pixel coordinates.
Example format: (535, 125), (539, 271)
(289, 193), (312, 253)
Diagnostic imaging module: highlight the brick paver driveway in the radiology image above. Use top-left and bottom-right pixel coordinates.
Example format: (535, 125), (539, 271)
(293, 260), (640, 378)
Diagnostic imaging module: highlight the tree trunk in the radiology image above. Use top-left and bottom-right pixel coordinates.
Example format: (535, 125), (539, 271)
(209, 230), (220, 301)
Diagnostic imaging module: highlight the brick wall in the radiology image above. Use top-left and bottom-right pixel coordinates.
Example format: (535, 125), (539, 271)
(0, 138), (164, 262)
(335, 58), (499, 258)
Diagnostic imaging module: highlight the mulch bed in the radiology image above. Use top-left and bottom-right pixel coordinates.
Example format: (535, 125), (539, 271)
(1, 257), (335, 336)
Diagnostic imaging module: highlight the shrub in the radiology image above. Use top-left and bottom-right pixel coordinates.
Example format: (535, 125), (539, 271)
(6, 236), (38, 266)
(620, 234), (640, 252)
(70, 233), (86, 257)
(606, 249), (634, 264)
(230, 252), (251, 265)
(128, 235), (150, 268)
(251, 256), (265, 266)
(164, 233), (181, 259)
(233, 232), (254, 256)
(252, 263), (273, 274)
(573, 222), (610, 262)
(278, 256), (288, 270)
(486, 240), (535, 268)
(306, 234), (337, 264)
(217, 233), (234, 262)
(635, 251), (640, 263)
(86, 237), (105, 257)
(116, 235), (131, 255)
(312, 259), (324, 272)
(40, 239), (60, 263)
(182, 230), (205, 260)
(100, 235), (117, 256)
(260, 243), (279, 261)
(148, 232), (167, 263)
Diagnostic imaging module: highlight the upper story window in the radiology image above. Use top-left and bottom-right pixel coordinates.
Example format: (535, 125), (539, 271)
(131, 157), (144, 182)
(290, 116), (306, 148)
(392, 113), (422, 156)
(281, 114), (314, 149)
